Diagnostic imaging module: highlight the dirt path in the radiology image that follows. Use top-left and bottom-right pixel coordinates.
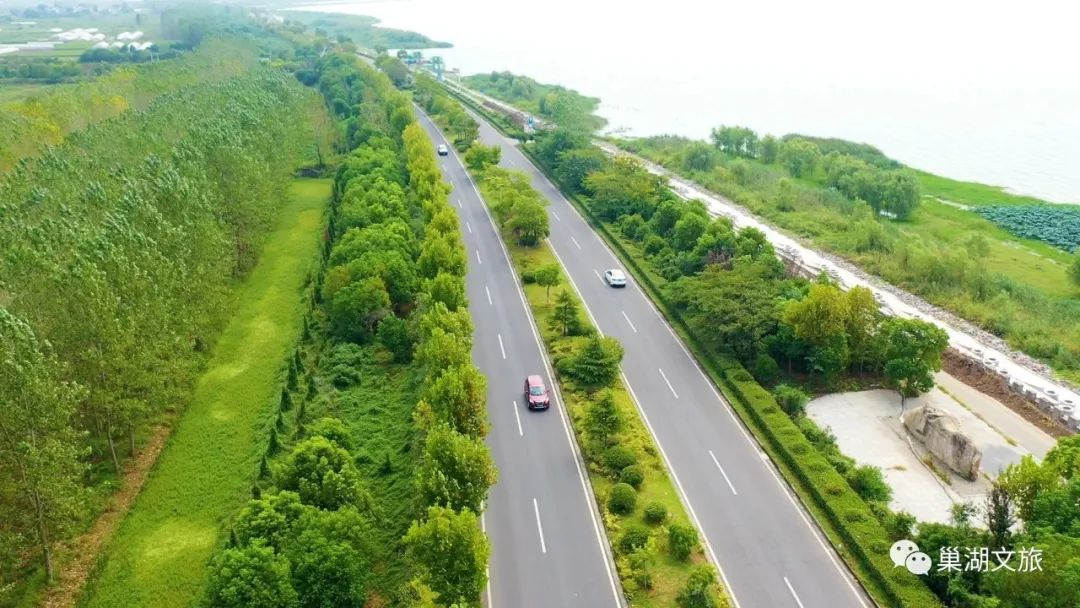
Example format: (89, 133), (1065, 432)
(40, 425), (172, 608)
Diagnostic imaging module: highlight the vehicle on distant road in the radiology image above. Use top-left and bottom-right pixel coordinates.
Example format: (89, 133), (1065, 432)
(524, 374), (550, 410)
(603, 269), (627, 287)
(437, 144), (449, 156)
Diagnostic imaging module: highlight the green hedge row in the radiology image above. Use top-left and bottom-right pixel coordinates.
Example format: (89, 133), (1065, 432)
(515, 143), (941, 608)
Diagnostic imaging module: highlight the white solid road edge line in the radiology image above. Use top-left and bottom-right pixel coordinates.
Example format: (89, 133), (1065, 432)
(784, 577), (806, 608)
(482, 512), (493, 608)
(709, 450), (738, 496)
(533, 498), (547, 554)
(521, 137), (868, 608)
(438, 127), (624, 607)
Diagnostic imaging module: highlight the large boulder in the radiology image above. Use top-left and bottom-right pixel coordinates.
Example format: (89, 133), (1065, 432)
(903, 405), (982, 481)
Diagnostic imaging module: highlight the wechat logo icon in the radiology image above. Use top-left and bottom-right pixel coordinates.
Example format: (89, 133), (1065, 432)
(890, 540), (932, 575)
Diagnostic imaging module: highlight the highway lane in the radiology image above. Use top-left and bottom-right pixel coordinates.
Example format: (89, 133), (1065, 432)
(413, 108), (622, 608)
(473, 118), (872, 608)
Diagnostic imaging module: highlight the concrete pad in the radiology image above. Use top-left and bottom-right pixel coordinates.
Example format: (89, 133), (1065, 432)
(808, 387), (1021, 524)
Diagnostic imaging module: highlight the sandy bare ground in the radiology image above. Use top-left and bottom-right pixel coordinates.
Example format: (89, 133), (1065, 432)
(40, 425), (171, 608)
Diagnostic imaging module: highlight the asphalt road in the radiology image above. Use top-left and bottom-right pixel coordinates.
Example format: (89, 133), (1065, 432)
(414, 109), (623, 608)
(471, 118), (873, 608)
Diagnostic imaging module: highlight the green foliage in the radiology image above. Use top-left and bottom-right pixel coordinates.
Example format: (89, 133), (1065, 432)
(0, 309), (88, 582)
(676, 565), (721, 608)
(777, 137), (822, 178)
(479, 166), (550, 246)
(561, 335), (625, 389)
(710, 125), (759, 157)
(620, 464), (646, 489)
(421, 364), (489, 439)
(305, 417), (353, 451)
(845, 465), (893, 504)
(463, 142), (501, 171)
(413, 73), (477, 150)
(417, 425), (498, 513)
(533, 263), (562, 303)
(772, 384), (810, 418)
(403, 506), (490, 607)
(585, 390), (623, 442)
(974, 205), (1080, 252)
(377, 315), (414, 363)
(463, 70), (604, 131)
(644, 502), (669, 525)
(619, 523), (652, 553)
(608, 482), (638, 515)
(206, 543), (299, 608)
(878, 318), (949, 404)
(604, 446), (638, 473)
(276, 437), (371, 511)
(80, 176), (331, 608)
(667, 522), (699, 561)
(549, 290), (585, 336)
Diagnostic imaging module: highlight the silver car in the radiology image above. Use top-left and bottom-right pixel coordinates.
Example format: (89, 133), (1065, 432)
(437, 144), (449, 156)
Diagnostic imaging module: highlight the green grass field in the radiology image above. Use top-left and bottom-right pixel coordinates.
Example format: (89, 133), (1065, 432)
(916, 170), (1067, 207)
(78, 178), (329, 608)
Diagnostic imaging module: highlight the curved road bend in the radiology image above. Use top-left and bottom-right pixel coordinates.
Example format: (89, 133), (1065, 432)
(414, 108), (623, 608)
(471, 116), (872, 608)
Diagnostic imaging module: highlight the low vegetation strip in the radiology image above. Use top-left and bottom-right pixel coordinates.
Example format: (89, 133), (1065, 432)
(509, 142), (942, 607)
(79, 178), (329, 608)
(468, 156), (729, 607)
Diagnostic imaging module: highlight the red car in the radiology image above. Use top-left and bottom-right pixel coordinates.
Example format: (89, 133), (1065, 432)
(524, 375), (550, 410)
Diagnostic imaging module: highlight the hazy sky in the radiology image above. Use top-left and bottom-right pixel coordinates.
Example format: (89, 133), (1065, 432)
(305, 0), (1080, 201)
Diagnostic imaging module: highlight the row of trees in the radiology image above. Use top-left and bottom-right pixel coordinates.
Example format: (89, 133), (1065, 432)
(707, 125), (922, 219)
(207, 54), (495, 607)
(0, 64), (322, 590)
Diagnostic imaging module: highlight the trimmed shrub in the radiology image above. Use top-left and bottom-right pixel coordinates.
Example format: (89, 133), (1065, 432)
(619, 464), (645, 489)
(643, 502), (668, 525)
(608, 482), (637, 515)
(521, 269), (536, 284)
(618, 523), (651, 553)
(603, 445), (638, 473)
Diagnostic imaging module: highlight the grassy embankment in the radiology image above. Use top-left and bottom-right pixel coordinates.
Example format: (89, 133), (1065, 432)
(78, 178), (329, 608)
(621, 137), (1080, 383)
(471, 171), (729, 607)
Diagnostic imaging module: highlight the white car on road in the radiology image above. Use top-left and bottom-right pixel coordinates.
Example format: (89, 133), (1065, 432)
(603, 269), (627, 287)
(437, 144), (449, 156)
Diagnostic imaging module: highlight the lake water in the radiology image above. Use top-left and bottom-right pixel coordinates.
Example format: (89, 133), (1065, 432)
(301, 0), (1080, 204)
